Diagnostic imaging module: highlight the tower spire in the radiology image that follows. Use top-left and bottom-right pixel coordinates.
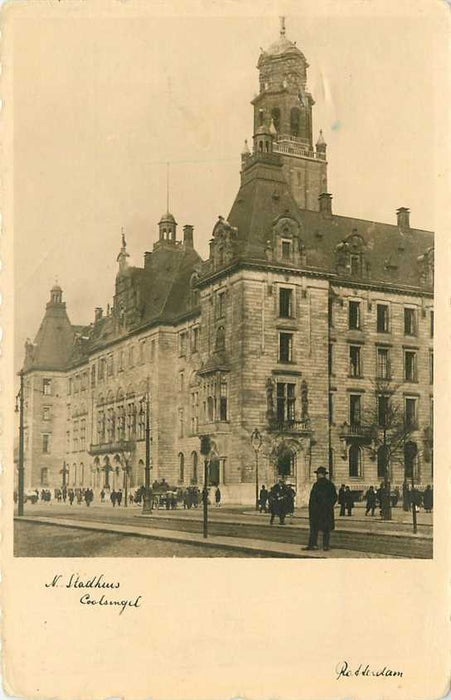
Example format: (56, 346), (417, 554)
(279, 16), (286, 38)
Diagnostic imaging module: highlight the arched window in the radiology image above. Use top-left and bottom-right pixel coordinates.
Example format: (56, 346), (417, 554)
(349, 445), (362, 477)
(259, 140), (263, 152)
(377, 445), (390, 479)
(178, 452), (185, 483)
(258, 109), (264, 126)
(215, 326), (225, 352)
(404, 441), (418, 479)
(290, 107), (301, 137)
(191, 451), (198, 484)
(271, 107), (281, 132)
(265, 140), (269, 152)
(207, 396), (214, 422)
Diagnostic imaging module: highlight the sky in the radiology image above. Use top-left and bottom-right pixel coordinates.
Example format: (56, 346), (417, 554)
(11, 5), (446, 371)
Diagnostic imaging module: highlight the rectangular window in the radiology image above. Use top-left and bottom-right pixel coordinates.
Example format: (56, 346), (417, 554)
(217, 291), (226, 319)
(377, 347), (390, 379)
(42, 434), (51, 454)
(74, 374), (80, 393)
(328, 344), (334, 374)
(350, 254), (360, 276)
(328, 393), (334, 424)
(378, 394), (389, 427)
(405, 397), (417, 429)
(42, 406), (51, 422)
(98, 358), (105, 381)
(129, 346), (135, 368)
(404, 350), (417, 382)
(139, 341), (146, 364)
(349, 345), (361, 377)
(404, 308), (417, 336)
(220, 382), (228, 421)
(429, 350), (433, 384)
(40, 468), (49, 486)
(118, 350), (124, 372)
(348, 301), (361, 330)
(279, 288), (293, 318)
(430, 310), (434, 338)
(276, 383), (296, 423)
(179, 332), (187, 357)
(150, 339), (156, 361)
(106, 354), (113, 376)
(349, 394), (361, 426)
(43, 379), (52, 396)
(281, 240), (292, 260)
(376, 304), (389, 333)
(279, 332), (293, 363)
(178, 408), (184, 438)
(191, 326), (200, 353)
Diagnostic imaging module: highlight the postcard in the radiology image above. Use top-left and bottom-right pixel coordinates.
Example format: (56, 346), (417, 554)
(2, 1), (450, 698)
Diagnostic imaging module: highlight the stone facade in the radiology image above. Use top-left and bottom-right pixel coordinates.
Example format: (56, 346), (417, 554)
(21, 22), (434, 504)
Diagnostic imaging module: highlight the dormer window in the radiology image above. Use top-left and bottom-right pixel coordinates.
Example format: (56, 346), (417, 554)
(282, 240), (292, 260)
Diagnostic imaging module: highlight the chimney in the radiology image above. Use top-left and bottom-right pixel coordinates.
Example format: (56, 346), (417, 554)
(94, 307), (103, 322)
(396, 207), (410, 229)
(183, 224), (194, 248)
(319, 192), (333, 217)
(144, 251), (152, 267)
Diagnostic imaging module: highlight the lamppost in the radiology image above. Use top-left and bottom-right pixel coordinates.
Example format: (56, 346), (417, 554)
(200, 435), (211, 538)
(60, 461), (69, 490)
(142, 389), (152, 514)
(15, 370), (25, 517)
(251, 428), (263, 511)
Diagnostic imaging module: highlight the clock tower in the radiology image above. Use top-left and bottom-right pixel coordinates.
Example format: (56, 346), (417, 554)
(246, 18), (328, 211)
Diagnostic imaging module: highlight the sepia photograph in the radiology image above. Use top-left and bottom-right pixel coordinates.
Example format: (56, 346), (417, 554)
(12, 9), (436, 562)
(3, 3), (450, 700)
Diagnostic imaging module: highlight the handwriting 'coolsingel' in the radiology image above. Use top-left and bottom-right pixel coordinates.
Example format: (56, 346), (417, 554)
(80, 593), (142, 615)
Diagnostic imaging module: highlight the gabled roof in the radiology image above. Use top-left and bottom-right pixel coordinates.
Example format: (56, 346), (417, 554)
(227, 157), (434, 290)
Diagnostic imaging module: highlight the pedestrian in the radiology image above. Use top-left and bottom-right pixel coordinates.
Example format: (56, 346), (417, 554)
(171, 492), (177, 509)
(344, 486), (354, 516)
(365, 486), (376, 516)
(183, 489), (190, 509)
(62, 486), (67, 503)
(423, 485), (433, 513)
(76, 489), (82, 505)
(304, 467), (337, 552)
(338, 484), (346, 517)
(259, 485), (268, 513)
(269, 478), (290, 525)
(215, 487), (221, 507)
(100, 488), (105, 503)
(117, 489), (123, 506)
(110, 490), (117, 507)
(68, 489), (75, 506)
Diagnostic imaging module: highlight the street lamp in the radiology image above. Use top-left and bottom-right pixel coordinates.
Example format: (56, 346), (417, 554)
(142, 389), (152, 514)
(15, 370), (25, 517)
(251, 428), (263, 511)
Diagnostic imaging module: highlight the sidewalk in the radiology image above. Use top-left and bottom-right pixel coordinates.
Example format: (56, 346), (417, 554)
(14, 515), (405, 558)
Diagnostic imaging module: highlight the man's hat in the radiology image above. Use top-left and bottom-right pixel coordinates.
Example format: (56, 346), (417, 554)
(314, 467), (328, 475)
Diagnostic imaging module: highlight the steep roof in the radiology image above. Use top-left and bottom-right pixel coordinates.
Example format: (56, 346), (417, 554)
(24, 296), (76, 372)
(227, 156), (434, 291)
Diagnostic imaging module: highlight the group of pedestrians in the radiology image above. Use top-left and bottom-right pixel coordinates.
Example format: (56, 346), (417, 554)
(264, 480), (296, 525)
(109, 489), (123, 507)
(337, 484), (355, 516)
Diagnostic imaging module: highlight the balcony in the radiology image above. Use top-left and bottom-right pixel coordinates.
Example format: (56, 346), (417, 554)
(267, 418), (312, 436)
(339, 422), (372, 442)
(89, 440), (135, 456)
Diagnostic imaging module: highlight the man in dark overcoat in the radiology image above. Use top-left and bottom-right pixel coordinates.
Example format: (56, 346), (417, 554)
(304, 467), (337, 551)
(338, 484), (346, 516)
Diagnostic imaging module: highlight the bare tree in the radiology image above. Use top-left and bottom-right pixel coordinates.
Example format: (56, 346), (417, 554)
(361, 378), (416, 520)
